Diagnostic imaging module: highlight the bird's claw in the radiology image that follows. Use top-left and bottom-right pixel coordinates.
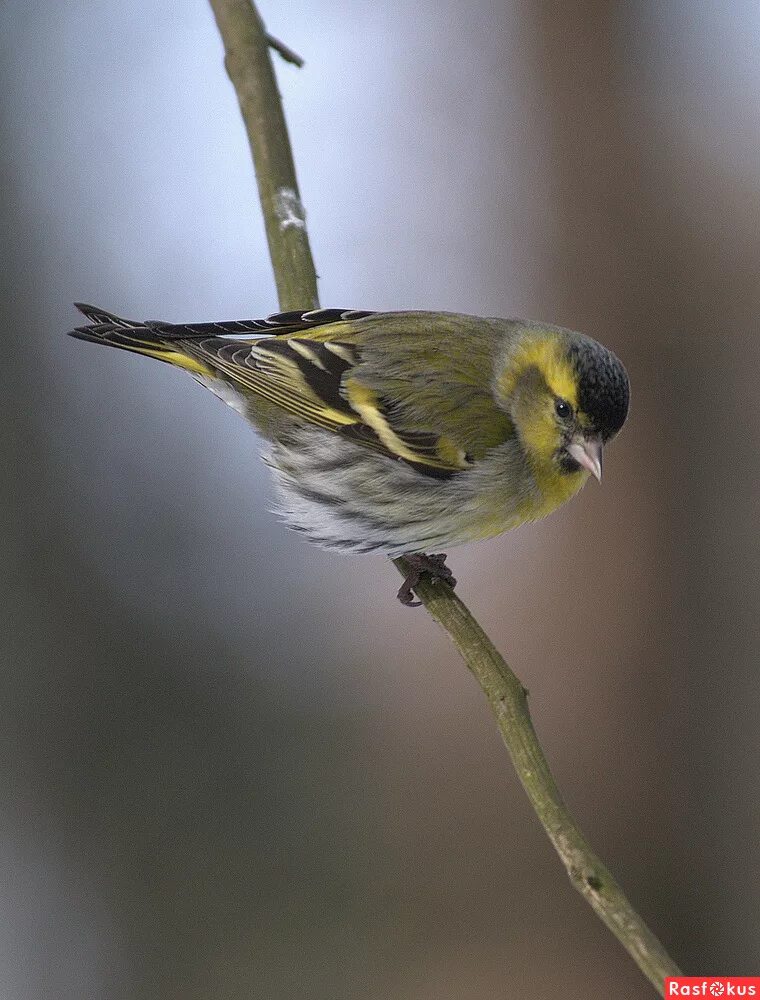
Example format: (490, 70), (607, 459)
(397, 552), (457, 607)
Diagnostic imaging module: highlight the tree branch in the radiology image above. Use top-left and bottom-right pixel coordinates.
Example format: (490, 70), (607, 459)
(208, 0), (318, 312)
(207, 1), (683, 993)
(392, 558), (682, 990)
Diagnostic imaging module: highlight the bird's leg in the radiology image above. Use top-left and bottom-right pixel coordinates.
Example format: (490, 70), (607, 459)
(396, 553), (457, 607)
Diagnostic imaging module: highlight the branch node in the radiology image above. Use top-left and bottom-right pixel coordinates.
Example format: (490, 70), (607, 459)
(266, 32), (304, 67)
(586, 874), (604, 892)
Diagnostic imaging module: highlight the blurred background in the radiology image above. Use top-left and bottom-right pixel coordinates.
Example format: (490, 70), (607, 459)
(1, 0), (759, 996)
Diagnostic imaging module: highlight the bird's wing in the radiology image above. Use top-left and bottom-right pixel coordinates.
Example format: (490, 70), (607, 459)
(71, 305), (514, 477)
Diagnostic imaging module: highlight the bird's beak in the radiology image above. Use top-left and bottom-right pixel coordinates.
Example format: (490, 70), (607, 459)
(567, 437), (603, 482)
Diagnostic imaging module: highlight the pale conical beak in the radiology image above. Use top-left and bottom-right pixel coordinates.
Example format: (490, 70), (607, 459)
(567, 437), (603, 482)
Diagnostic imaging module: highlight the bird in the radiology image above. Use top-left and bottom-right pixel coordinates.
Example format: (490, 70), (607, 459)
(68, 304), (630, 605)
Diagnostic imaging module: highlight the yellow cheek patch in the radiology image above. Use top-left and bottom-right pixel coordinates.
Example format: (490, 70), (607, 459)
(497, 330), (584, 486)
(519, 409), (561, 462)
(499, 333), (578, 408)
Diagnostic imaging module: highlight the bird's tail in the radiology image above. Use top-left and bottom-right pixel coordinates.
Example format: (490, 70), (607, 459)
(68, 303), (212, 375)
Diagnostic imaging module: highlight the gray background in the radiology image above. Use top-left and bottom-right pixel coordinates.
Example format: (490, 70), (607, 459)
(2, 1), (759, 997)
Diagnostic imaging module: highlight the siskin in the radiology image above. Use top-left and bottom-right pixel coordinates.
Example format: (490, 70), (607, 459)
(69, 305), (629, 604)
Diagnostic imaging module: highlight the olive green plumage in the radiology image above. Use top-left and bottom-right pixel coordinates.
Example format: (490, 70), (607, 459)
(68, 304), (629, 555)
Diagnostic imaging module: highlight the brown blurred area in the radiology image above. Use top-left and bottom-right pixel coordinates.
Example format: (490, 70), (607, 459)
(2, 1), (759, 997)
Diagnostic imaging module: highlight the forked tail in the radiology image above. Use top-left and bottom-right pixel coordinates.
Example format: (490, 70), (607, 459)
(68, 303), (211, 374)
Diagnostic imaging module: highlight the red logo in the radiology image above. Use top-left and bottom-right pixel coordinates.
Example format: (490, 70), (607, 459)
(665, 979), (760, 997)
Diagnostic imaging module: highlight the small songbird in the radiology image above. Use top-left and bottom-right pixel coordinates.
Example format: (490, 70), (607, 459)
(68, 305), (629, 604)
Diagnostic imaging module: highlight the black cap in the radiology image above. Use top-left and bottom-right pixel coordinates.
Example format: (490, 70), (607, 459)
(567, 337), (630, 441)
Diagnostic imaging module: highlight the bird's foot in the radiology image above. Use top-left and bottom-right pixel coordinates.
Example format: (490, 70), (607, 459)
(396, 552), (457, 607)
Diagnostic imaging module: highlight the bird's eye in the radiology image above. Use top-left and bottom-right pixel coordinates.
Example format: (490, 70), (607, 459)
(555, 398), (572, 420)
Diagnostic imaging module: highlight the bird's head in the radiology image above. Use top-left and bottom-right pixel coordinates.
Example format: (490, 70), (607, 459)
(497, 324), (630, 486)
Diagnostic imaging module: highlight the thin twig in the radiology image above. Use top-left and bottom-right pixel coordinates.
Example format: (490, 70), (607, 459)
(207, 1), (683, 994)
(392, 558), (682, 990)
(265, 32), (304, 68)
(208, 0), (318, 311)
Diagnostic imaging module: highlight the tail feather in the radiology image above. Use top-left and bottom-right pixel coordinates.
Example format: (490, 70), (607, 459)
(70, 303), (164, 350)
(69, 303), (281, 343)
(73, 303), (142, 329)
(67, 305), (213, 375)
